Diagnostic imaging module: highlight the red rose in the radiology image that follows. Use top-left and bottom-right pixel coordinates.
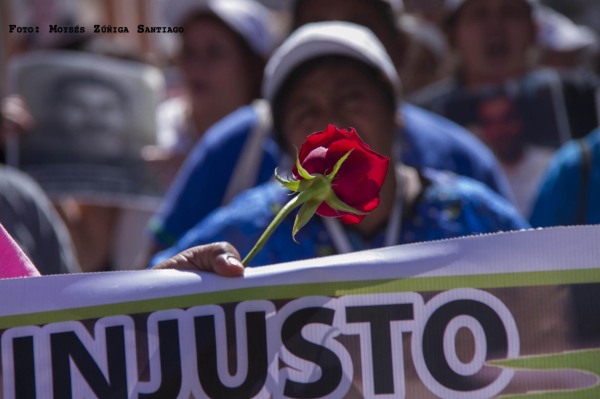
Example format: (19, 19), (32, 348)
(292, 125), (390, 224)
(242, 124), (390, 264)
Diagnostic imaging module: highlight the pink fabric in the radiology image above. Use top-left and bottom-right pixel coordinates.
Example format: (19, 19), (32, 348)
(0, 224), (41, 278)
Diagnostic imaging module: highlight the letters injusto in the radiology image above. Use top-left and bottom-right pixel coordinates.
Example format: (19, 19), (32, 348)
(1, 289), (519, 398)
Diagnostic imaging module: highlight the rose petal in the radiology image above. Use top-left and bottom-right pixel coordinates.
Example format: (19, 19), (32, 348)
(293, 146), (334, 179)
(326, 142), (388, 211)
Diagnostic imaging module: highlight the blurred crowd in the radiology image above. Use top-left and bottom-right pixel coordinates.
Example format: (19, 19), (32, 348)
(1, 0), (600, 275)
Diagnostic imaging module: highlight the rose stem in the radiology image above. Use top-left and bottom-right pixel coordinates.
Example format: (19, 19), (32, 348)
(242, 193), (308, 266)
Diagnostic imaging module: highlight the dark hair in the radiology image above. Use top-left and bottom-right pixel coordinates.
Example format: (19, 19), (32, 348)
(271, 55), (397, 148)
(290, 0), (405, 70)
(179, 13), (266, 100)
(291, 0), (400, 38)
(444, 0), (534, 31)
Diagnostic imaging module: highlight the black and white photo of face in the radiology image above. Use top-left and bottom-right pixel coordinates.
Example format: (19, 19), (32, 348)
(53, 76), (128, 159)
(12, 50), (165, 200)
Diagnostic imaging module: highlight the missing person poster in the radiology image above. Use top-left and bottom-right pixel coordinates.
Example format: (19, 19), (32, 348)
(1, 226), (600, 398)
(7, 50), (165, 208)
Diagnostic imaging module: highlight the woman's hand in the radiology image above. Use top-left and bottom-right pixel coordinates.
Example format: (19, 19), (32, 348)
(152, 242), (244, 277)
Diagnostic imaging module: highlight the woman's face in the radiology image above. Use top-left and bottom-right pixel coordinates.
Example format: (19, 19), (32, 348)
(279, 59), (396, 159)
(179, 16), (255, 125)
(451, 0), (536, 85)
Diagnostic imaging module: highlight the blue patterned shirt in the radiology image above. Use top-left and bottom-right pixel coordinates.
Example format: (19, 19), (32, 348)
(151, 169), (528, 267)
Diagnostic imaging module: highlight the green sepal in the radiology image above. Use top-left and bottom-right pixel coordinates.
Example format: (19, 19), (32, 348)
(325, 190), (367, 216)
(295, 148), (315, 180)
(298, 179), (316, 192)
(274, 168), (300, 192)
(327, 149), (353, 181)
(292, 199), (321, 242)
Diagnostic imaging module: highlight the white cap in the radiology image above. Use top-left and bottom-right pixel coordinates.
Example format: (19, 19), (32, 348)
(262, 21), (401, 103)
(536, 5), (598, 52)
(164, 0), (275, 58)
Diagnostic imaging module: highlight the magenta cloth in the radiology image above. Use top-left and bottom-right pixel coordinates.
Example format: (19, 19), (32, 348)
(0, 224), (41, 278)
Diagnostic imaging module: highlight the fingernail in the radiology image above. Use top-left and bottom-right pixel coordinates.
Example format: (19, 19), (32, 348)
(226, 255), (244, 269)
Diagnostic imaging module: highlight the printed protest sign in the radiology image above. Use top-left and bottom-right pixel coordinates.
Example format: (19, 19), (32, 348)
(7, 50), (165, 208)
(1, 226), (599, 398)
(425, 70), (581, 150)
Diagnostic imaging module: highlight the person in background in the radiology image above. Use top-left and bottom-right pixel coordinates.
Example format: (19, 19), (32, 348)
(410, 0), (600, 149)
(530, 128), (600, 227)
(142, 0), (276, 189)
(397, 14), (449, 95)
(410, 0), (600, 217)
(10, 56), (159, 273)
(0, 165), (80, 275)
(4, 9), (164, 274)
(5, 51), (155, 273)
(150, 22), (527, 268)
(2, 74), (77, 276)
(529, 128), (600, 344)
(146, 0), (514, 258)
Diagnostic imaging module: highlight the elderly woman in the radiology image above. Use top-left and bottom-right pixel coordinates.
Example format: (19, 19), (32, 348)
(150, 21), (527, 268)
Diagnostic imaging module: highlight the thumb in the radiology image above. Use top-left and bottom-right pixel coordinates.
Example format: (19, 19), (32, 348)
(153, 242), (244, 277)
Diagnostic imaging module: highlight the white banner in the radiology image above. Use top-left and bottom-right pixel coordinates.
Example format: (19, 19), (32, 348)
(1, 226), (600, 398)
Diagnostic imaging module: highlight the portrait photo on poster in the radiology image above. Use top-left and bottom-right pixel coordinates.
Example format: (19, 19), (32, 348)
(7, 50), (165, 209)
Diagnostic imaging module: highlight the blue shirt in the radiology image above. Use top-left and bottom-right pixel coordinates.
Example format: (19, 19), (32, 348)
(530, 128), (600, 227)
(149, 102), (512, 248)
(151, 169), (527, 267)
